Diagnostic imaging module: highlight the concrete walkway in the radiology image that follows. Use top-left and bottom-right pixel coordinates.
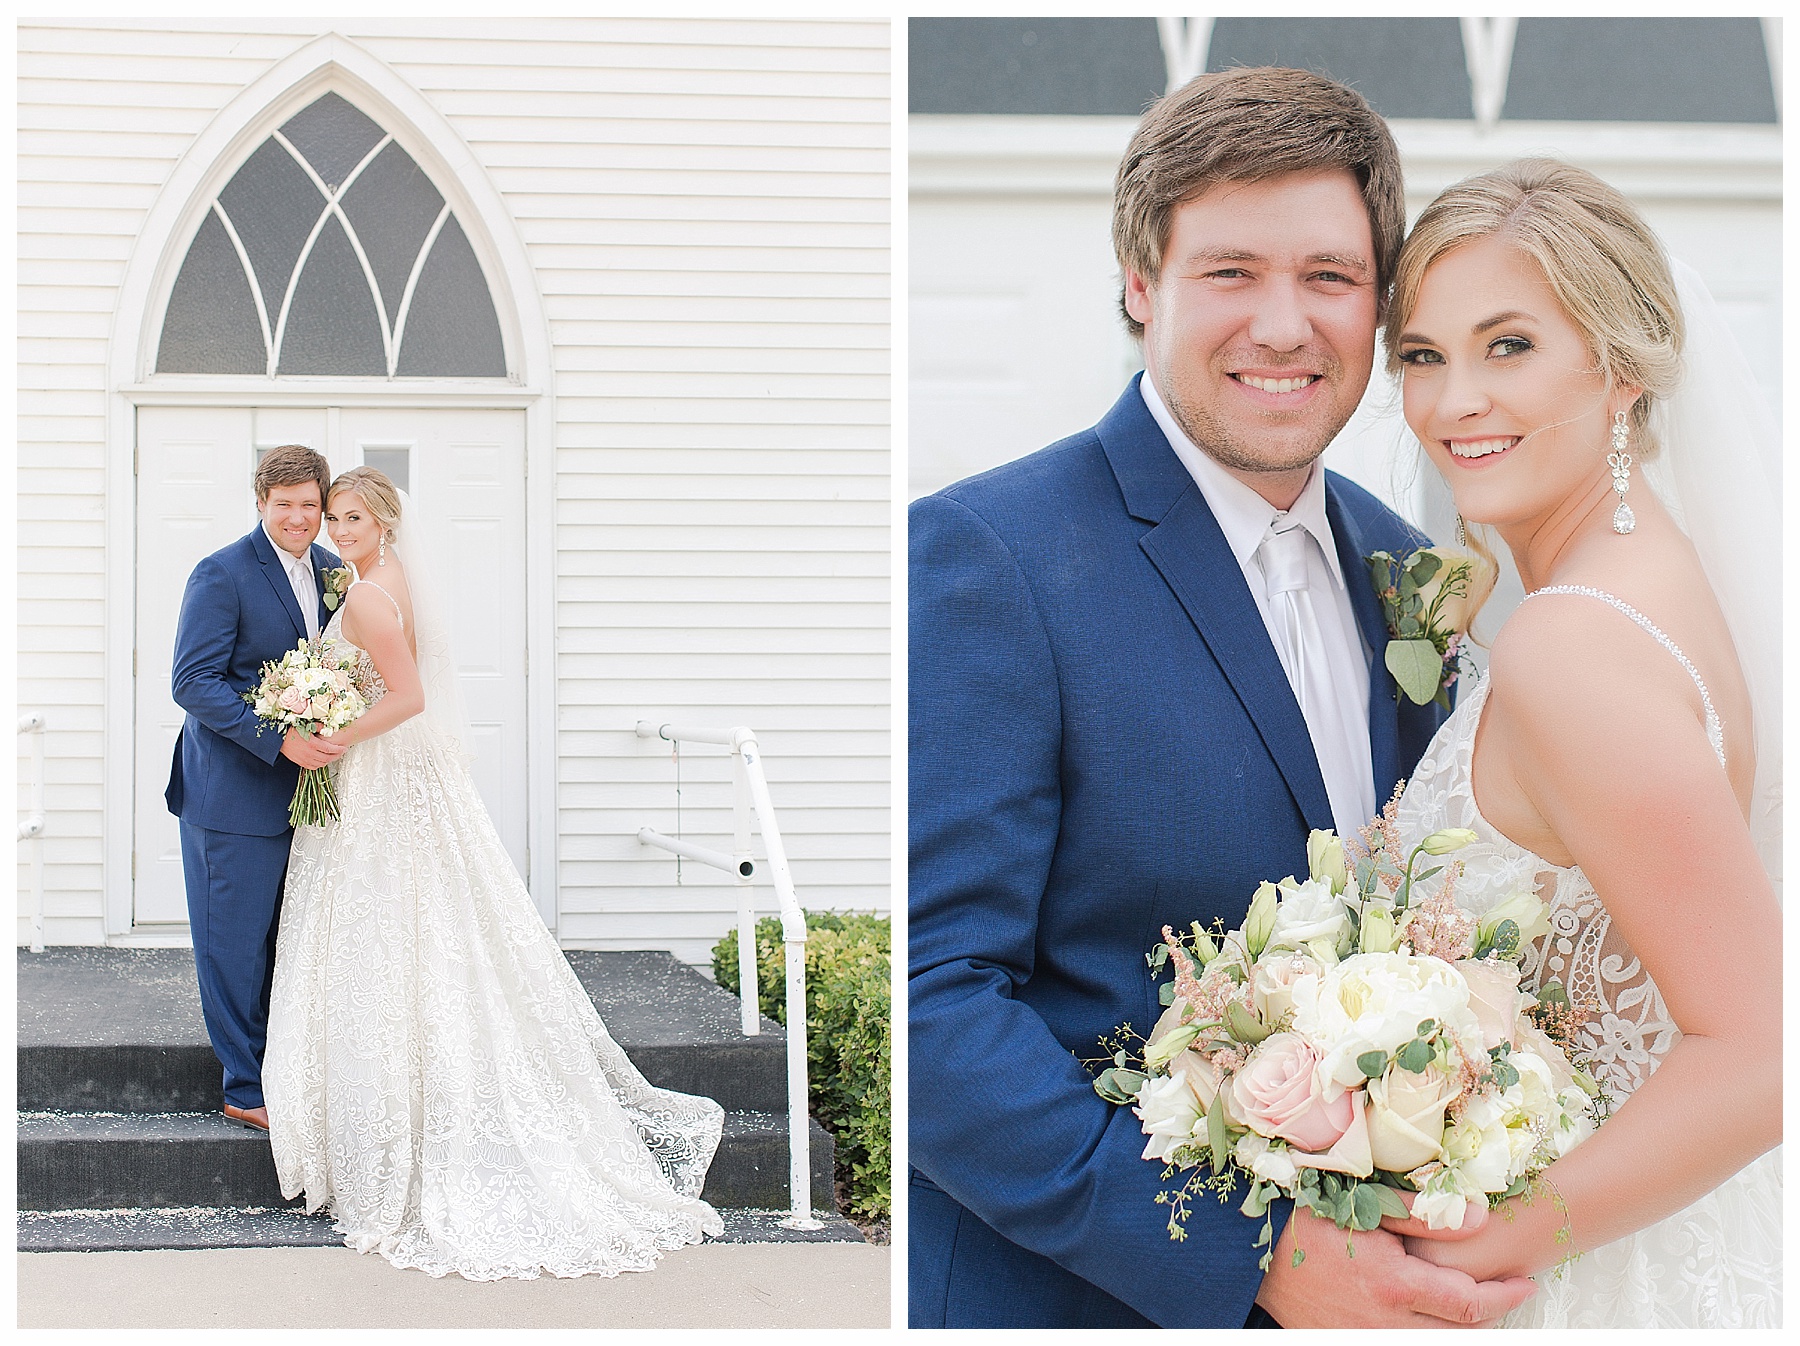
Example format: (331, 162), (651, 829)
(18, 1241), (891, 1329)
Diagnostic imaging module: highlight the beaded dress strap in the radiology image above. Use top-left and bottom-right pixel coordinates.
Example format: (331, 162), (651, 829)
(1521, 584), (1723, 767)
(347, 578), (405, 631)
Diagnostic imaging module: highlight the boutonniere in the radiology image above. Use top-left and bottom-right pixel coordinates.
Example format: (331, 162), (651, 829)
(1365, 546), (1495, 709)
(320, 566), (354, 611)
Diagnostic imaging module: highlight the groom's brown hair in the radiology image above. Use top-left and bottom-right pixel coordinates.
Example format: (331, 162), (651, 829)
(254, 443), (331, 504)
(1113, 66), (1405, 336)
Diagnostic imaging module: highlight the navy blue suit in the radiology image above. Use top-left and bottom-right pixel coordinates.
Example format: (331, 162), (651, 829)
(166, 525), (338, 1109)
(908, 378), (1449, 1328)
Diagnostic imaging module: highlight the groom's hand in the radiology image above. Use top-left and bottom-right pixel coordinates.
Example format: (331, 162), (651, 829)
(281, 729), (345, 770)
(1254, 1206), (1535, 1328)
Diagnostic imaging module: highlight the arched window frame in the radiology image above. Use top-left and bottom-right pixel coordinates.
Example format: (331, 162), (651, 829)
(105, 33), (557, 937)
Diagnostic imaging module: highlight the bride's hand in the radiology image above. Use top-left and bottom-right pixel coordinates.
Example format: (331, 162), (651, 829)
(1394, 1191), (1566, 1283)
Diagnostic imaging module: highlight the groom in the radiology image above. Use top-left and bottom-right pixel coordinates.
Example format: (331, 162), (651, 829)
(166, 444), (343, 1133)
(909, 69), (1533, 1328)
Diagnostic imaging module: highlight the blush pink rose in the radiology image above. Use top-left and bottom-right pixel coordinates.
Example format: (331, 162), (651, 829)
(1230, 1032), (1353, 1152)
(278, 685), (310, 716)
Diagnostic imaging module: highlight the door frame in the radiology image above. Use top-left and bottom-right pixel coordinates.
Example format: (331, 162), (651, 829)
(104, 33), (558, 937)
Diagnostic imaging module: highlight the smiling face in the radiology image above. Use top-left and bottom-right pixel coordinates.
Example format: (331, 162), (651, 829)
(1124, 170), (1379, 508)
(325, 489), (381, 571)
(1396, 235), (1637, 534)
(257, 479), (322, 560)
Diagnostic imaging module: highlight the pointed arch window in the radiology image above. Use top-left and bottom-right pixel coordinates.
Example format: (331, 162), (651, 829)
(156, 92), (506, 378)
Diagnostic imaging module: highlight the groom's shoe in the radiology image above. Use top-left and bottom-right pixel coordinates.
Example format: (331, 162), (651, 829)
(223, 1103), (270, 1132)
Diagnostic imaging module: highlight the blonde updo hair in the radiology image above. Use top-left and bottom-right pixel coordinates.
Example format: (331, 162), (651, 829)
(1384, 157), (1684, 459)
(327, 466), (402, 542)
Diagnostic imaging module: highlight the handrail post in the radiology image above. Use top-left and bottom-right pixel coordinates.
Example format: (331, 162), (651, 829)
(730, 751), (758, 1037)
(636, 717), (821, 1229)
(18, 713), (47, 953)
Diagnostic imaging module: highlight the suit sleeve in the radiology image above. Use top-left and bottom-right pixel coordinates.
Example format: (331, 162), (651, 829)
(908, 494), (1284, 1326)
(170, 556), (284, 765)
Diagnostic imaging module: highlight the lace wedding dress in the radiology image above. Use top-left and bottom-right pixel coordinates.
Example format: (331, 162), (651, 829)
(265, 582), (724, 1279)
(1395, 588), (1782, 1328)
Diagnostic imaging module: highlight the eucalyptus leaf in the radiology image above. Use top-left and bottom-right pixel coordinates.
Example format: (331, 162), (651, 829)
(1397, 1039), (1433, 1073)
(1538, 980), (1571, 1007)
(1292, 1246), (1306, 1268)
(1351, 1182), (1384, 1231)
(1416, 1018), (1436, 1036)
(1093, 1068), (1147, 1105)
(1408, 550), (1443, 584)
(1225, 1000), (1271, 1045)
(1207, 1092), (1231, 1175)
(1373, 1184), (1411, 1220)
(1356, 1050), (1388, 1079)
(1158, 981), (1177, 1006)
(1385, 638), (1444, 706)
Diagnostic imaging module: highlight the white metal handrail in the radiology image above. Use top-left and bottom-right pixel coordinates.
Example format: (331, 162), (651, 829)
(19, 713), (47, 953)
(635, 719), (821, 1231)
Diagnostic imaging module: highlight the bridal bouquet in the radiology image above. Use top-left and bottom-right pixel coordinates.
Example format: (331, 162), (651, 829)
(1093, 803), (1602, 1268)
(243, 639), (367, 827)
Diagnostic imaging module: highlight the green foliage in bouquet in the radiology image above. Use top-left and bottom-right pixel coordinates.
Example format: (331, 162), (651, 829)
(713, 911), (891, 1221)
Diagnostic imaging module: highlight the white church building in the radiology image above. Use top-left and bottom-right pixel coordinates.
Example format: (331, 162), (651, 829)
(17, 18), (891, 962)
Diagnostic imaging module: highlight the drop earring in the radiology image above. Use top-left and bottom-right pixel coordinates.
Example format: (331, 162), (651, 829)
(1455, 515), (1468, 548)
(378, 531), (388, 566)
(1608, 411), (1635, 534)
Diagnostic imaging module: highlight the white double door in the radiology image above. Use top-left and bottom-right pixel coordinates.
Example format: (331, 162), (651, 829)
(133, 405), (529, 928)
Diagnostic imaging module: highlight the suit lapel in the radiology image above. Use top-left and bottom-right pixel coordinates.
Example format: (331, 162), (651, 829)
(250, 525), (309, 643)
(1325, 477), (1404, 806)
(1098, 379), (1334, 835)
(309, 545), (337, 632)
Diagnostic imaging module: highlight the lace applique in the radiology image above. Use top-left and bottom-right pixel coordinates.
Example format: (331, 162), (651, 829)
(265, 611), (724, 1280)
(1396, 676), (1781, 1327)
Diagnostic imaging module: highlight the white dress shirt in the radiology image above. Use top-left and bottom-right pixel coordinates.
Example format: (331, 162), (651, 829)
(264, 522), (320, 642)
(1140, 375), (1376, 835)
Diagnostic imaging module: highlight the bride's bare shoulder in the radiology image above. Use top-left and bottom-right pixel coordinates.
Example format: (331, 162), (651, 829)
(1485, 584), (1714, 760)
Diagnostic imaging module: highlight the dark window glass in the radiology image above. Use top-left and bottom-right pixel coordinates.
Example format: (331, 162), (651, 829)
(909, 18), (1165, 116)
(340, 140), (446, 324)
(396, 216), (506, 377)
(215, 138), (325, 325)
(277, 214), (386, 375)
(278, 91), (386, 190)
(1505, 19), (1776, 123)
(1207, 18), (1472, 119)
(156, 210), (266, 374)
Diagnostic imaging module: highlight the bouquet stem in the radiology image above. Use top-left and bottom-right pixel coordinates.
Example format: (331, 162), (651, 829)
(289, 764), (341, 828)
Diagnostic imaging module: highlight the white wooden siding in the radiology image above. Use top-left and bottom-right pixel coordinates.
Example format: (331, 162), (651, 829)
(18, 19), (891, 963)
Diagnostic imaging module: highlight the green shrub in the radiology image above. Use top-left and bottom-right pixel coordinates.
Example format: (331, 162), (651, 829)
(712, 911), (891, 1221)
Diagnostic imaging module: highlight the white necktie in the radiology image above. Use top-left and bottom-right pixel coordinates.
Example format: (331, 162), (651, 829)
(1258, 523), (1362, 835)
(288, 554), (320, 642)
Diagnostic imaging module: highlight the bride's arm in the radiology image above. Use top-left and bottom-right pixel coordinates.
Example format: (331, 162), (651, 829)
(1405, 607), (1781, 1280)
(329, 586), (425, 747)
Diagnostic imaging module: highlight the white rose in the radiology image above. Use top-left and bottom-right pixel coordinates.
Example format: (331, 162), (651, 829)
(1134, 1072), (1205, 1164)
(1268, 876), (1352, 951)
(1235, 1133), (1298, 1188)
(1517, 1023), (1576, 1095)
(1367, 1063), (1457, 1173)
(1291, 952), (1482, 1091)
(1410, 1184), (1476, 1231)
(1251, 951), (1320, 1027)
(1442, 1094), (1513, 1195)
(1455, 957), (1528, 1051)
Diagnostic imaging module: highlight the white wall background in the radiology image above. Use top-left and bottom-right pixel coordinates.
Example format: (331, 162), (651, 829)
(18, 18), (891, 964)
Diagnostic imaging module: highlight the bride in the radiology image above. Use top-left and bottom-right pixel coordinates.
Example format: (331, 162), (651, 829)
(1383, 159), (1781, 1326)
(264, 467), (725, 1279)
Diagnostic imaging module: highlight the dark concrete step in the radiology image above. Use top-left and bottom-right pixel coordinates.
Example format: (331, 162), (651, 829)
(18, 1109), (835, 1215)
(16, 1205), (866, 1253)
(20, 947), (790, 1114)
